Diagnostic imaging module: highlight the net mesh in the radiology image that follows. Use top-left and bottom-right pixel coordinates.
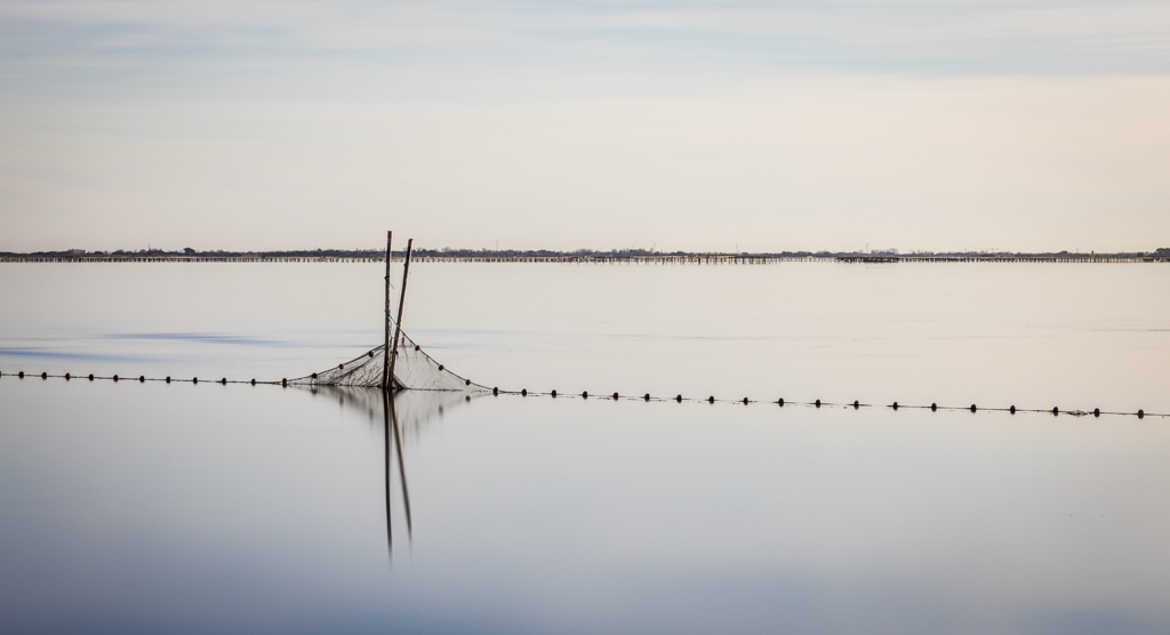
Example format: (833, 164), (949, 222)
(290, 327), (488, 392)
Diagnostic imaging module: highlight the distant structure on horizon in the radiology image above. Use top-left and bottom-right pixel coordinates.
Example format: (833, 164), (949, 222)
(2, 246), (1167, 264)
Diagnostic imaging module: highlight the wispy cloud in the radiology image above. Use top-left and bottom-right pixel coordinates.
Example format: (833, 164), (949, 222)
(3, 0), (1170, 102)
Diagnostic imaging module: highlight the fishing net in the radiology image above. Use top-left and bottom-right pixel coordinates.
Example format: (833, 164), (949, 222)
(290, 326), (488, 391)
(285, 242), (486, 392)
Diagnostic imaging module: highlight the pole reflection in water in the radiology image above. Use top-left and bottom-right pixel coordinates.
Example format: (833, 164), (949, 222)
(390, 390), (413, 540)
(383, 388), (415, 560)
(304, 384), (476, 559)
(384, 389), (394, 556)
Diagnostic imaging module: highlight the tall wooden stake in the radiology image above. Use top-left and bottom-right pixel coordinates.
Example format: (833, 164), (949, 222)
(382, 231), (392, 389)
(388, 238), (413, 390)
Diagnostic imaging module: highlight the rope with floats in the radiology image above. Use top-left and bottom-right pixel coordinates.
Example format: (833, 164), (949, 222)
(1, 369), (1161, 420)
(485, 386), (1159, 419)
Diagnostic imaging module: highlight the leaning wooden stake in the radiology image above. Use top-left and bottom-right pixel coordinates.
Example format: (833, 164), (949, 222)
(387, 238), (413, 390)
(382, 231), (393, 389)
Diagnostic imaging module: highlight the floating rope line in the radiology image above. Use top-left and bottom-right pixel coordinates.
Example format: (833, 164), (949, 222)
(483, 387), (1161, 419)
(2, 369), (1163, 420)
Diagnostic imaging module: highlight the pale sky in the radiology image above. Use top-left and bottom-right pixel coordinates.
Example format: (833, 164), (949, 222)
(2, 1), (1169, 252)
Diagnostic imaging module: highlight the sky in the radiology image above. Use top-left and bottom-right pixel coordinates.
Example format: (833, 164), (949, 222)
(2, 1), (1169, 252)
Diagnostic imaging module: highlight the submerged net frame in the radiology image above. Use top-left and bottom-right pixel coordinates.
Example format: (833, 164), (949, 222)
(287, 232), (489, 393)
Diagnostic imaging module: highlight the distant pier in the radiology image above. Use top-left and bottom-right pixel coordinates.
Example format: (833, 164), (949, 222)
(830, 254), (1161, 264)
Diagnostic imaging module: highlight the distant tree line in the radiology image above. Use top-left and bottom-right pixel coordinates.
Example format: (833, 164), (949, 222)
(2, 246), (1167, 259)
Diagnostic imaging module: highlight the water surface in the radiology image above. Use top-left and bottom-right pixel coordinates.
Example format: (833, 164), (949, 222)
(1, 262), (1168, 633)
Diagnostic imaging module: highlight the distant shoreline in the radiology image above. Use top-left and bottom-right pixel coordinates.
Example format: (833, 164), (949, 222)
(2, 248), (1167, 264)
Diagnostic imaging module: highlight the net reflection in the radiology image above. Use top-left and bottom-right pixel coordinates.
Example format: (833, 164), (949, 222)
(299, 385), (477, 558)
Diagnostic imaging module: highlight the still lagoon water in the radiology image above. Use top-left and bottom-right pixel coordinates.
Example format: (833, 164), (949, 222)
(2, 262), (1169, 633)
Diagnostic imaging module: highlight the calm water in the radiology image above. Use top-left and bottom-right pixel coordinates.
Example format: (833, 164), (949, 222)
(2, 262), (1169, 634)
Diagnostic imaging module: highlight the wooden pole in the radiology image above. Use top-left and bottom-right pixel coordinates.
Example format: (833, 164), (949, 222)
(387, 238), (413, 390)
(382, 231), (392, 389)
